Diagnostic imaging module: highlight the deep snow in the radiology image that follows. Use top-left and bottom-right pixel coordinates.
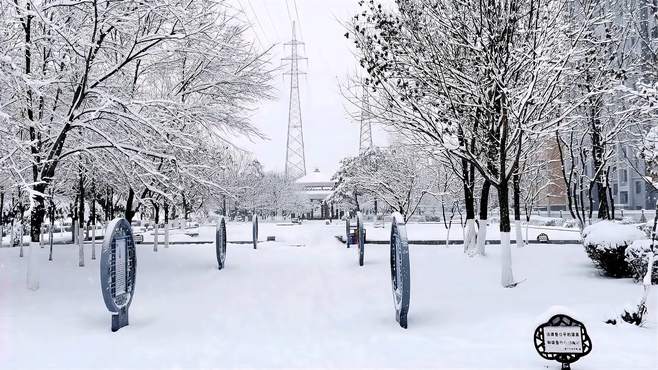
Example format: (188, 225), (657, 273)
(1, 221), (656, 369)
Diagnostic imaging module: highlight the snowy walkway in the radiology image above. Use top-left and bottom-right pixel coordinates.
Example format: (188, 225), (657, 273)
(1, 221), (656, 369)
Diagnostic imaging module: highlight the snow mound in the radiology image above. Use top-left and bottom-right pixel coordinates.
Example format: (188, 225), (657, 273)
(533, 306), (586, 330)
(582, 221), (645, 249)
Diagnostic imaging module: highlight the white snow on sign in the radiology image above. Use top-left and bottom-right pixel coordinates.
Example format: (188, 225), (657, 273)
(543, 326), (583, 353)
(115, 239), (127, 295)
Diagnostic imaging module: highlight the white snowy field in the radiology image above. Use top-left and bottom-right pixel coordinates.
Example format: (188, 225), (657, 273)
(1, 221), (656, 369)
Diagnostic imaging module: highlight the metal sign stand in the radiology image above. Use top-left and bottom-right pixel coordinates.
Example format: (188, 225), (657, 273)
(357, 212), (365, 266)
(216, 217), (227, 269)
(100, 218), (137, 332)
(534, 313), (592, 369)
(253, 215), (259, 249)
(390, 213), (410, 328)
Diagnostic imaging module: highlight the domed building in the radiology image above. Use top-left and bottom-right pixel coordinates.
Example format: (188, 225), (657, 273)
(295, 168), (336, 219)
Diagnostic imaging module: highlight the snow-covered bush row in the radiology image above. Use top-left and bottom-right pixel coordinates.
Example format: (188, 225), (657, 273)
(625, 240), (658, 284)
(582, 221), (647, 278)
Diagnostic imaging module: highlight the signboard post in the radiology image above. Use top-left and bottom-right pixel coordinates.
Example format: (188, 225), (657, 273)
(100, 218), (137, 332)
(357, 212), (365, 266)
(534, 314), (592, 369)
(216, 216), (227, 270)
(345, 218), (351, 248)
(253, 215), (259, 249)
(390, 212), (410, 328)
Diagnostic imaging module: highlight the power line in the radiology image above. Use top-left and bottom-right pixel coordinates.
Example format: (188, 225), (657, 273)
(291, 0), (304, 41)
(260, 0), (281, 41)
(246, 0), (269, 44)
(283, 0), (293, 25)
(236, 0), (264, 47)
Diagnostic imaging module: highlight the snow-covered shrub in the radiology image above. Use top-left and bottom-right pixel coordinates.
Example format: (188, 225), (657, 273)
(621, 301), (648, 326)
(582, 221), (646, 278)
(618, 217), (636, 225)
(625, 240), (658, 284)
(562, 219), (579, 229)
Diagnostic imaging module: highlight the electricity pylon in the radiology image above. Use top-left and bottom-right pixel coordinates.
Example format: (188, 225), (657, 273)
(283, 22), (307, 180)
(359, 84), (373, 154)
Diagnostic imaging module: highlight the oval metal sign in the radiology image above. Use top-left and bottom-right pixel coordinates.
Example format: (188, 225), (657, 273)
(357, 212), (365, 266)
(100, 218), (137, 332)
(390, 213), (410, 328)
(253, 215), (259, 249)
(345, 218), (351, 248)
(216, 217), (227, 269)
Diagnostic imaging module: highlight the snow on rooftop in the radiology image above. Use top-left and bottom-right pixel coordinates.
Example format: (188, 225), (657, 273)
(295, 168), (335, 184)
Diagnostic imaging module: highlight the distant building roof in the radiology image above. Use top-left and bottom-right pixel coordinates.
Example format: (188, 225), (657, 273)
(295, 168), (335, 185)
(296, 168), (336, 202)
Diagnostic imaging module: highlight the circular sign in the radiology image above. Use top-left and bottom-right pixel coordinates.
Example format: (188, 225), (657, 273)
(537, 233), (550, 243)
(216, 217), (227, 270)
(100, 218), (137, 332)
(534, 314), (592, 367)
(390, 212), (410, 328)
(357, 212), (365, 266)
(253, 215), (259, 249)
(345, 218), (351, 248)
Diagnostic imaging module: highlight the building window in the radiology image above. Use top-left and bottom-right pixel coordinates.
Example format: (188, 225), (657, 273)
(613, 183), (618, 194)
(636, 182), (642, 194)
(620, 169), (627, 183)
(620, 191), (628, 204)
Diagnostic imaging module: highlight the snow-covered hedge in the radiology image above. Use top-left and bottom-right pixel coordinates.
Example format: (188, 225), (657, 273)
(625, 240), (658, 284)
(582, 221), (646, 278)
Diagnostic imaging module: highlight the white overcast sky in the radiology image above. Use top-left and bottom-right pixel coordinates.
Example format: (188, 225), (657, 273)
(227, 0), (388, 174)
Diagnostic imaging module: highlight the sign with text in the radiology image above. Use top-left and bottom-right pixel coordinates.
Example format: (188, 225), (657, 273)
(114, 238), (127, 295)
(534, 313), (592, 369)
(543, 326), (583, 353)
(537, 233), (550, 243)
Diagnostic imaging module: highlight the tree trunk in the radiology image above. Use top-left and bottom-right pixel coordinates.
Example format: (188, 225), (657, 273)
(48, 196), (55, 261)
(78, 172), (85, 267)
(462, 159), (477, 254)
(477, 180), (491, 255)
(29, 185), (46, 243)
(91, 183), (96, 260)
(498, 182), (514, 287)
(153, 203), (160, 252)
(222, 195), (227, 216)
(125, 187), (136, 222)
(0, 191), (4, 248)
(513, 173), (524, 247)
(164, 201), (169, 248)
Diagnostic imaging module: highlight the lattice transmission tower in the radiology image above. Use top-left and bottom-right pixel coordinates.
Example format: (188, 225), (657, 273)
(283, 22), (307, 180)
(359, 84), (373, 154)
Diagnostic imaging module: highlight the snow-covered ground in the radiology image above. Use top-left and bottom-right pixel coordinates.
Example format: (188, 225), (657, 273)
(1, 221), (656, 369)
(137, 220), (581, 244)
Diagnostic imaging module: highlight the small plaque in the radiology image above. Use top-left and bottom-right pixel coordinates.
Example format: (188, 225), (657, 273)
(537, 233), (549, 243)
(534, 313), (592, 369)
